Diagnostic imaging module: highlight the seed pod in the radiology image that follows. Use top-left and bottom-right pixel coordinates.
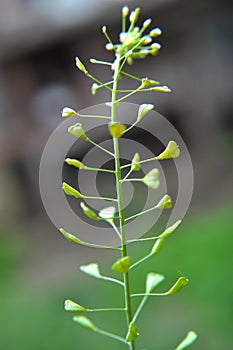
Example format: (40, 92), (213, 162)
(137, 103), (154, 121)
(73, 316), (97, 331)
(62, 182), (82, 198)
(156, 194), (172, 209)
(112, 256), (130, 273)
(64, 299), (88, 313)
(75, 57), (88, 74)
(108, 122), (126, 138)
(65, 158), (86, 169)
(156, 141), (180, 159)
(68, 123), (88, 140)
(62, 107), (78, 118)
(130, 153), (140, 172)
(166, 277), (189, 296)
(80, 202), (99, 220)
(142, 168), (160, 189)
(126, 322), (139, 342)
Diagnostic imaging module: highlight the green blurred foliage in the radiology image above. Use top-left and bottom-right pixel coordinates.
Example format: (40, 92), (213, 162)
(0, 204), (232, 349)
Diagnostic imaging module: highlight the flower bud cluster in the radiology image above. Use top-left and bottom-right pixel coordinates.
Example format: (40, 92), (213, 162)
(106, 7), (162, 65)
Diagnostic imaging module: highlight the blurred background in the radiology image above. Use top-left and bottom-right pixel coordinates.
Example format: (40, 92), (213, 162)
(0, 0), (233, 349)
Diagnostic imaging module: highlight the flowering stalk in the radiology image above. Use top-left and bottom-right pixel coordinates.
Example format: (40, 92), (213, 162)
(59, 6), (197, 350)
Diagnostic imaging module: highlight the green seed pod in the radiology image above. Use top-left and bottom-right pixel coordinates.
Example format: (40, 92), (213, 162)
(62, 182), (82, 198)
(130, 153), (140, 172)
(75, 57), (88, 74)
(98, 206), (116, 220)
(126, 322), (139, 342)
(65, 158), (86, 169)
(156, 141), (180, 159)
(80, 202), (99, 220)
(112, 256), (130, 273)
(59, 228), (82, 244)
(175, 331), (198, 350)
(156, 194), (172, 209)
(68, 123), (88, 140)
(108, 122), (126, 138)
(142, 168), (160, 189)
(80, 263), (101, 278)
(158, 220), (182, 239)
(146, 273), (165, 293)
(137, 104), (154, 121)
(64, 299), (88, 313)
(166, 277), (189, 296)
(62, 107), (78, 118)
(150, 85), (171, 93)
(73, 316), (97, 331)
(151, 238), (165, 255)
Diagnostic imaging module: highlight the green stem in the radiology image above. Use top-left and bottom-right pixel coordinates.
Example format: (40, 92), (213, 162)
(121, 156), (158, 170)
(96, 328), (128, 344)
(89, 308), (125, 313)
(87, 72), (113, 92)
(131, 296), (148, 323)
(121, 70), (142, 82)
(85, 167), (115, 174)
(116, 87), (142, 103)
(87, 138), (114, 157)
(129, 254), (151, 270)
(83, 195), (117, 202)
(78, 114), (111, 120)
(122, 168), (134, 182)
(122, 178), (142, 184)
(125, 204), (158, 222)
(111, 55), (135, 350)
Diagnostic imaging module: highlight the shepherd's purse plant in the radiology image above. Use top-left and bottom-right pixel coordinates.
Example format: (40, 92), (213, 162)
(59, 5), (197, 350)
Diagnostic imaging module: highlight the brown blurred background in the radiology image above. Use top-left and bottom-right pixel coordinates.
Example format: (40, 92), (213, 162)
(0, 0), (232, 349)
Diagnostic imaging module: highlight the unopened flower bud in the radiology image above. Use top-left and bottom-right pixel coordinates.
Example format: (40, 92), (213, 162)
(91, 83), (100, 95)
(151, 42), (161, 55)
(142, 36), (152, 45)
(127, 56), (133, 65)
(105, 43), (114, 51)
(102, 26), (107, 34)
(122, 5), (129, 17)
(150, 28), (162, 37)
(129, 8), (140, 23)
(143, 18), (152, 28)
